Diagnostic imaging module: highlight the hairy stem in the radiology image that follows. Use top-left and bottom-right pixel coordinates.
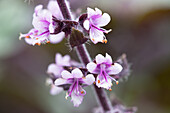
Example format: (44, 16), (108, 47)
(56, 0), (71, 20)
(56, 0), (113, 112)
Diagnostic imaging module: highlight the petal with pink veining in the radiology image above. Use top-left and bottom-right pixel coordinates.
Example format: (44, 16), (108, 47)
(89, 27), (104, 44)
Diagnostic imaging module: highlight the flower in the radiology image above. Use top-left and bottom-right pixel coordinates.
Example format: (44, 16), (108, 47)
(19, 1), (65, 45)
(86, 53), (122, 90)
(47, 53), (81, 95)
(47, 53), (73, 95)
(46, 78), (63, 95)
(47, 53), (72, 77)
(83, 7), (112, 44)
(55, 68), (95, 107)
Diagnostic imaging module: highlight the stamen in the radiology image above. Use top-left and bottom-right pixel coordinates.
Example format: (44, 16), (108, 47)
(69, 67), (73, 69)
(65, 92), (69, 100)
(93, 82), (96, 84)
(104, 39), (107, 43)
(46, 41), (50, 43)
(105, 29), (112, 34)
(35, 43), (41, 46)
(81, 91), (84, 94)
(36, 38), (38, 40)
(19, 33), (22, 40)
(82, 77), (86, 79)
(109, 88), (112, 91)
(98, 80), (100, 83)
(92, 38), (95, 41)
(25, 36), (30, 38)
(116, 81), (119, 85)
(102, 40), (105, 43)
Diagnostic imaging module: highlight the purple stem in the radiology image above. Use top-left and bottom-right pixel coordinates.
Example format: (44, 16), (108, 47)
(56, 0), (113, 112)
(56, 0), (71, 20)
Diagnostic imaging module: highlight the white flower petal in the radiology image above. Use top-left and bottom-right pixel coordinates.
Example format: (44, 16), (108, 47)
(107, 63), (123, 75)
(32, 9), (52, 31)
(50, 85), (63, 95)
(83, 20), (90, 30)
(55, 53), (71, 66)
(61, 70), (73, 79)
(105, 53), (112, 64)
(86, 62), (98, 74)
(96, 76), (112, 90)
(72, 68), (83, 78)
(89, 27), (104, 44)
(47, 0), (63, 19)
(25, 38), (35, 45)
(71, 92), (84, 107)
(62, 55), (71, 66)
(34, 5), (43, 16)
(54, 78), (67, 86)
(49, 32), (65, 44)
(96, 54), (106, 64)
(83, 74), (95, 85)
(95, 13), (111, 27)
(95, 8), (102, 15)
(47, 63), (63, 77)
(70, 60), (82, 67)
(46, 78), (53, 85)
(87, 7), (96, 18)
(55, 53), (62, 65)
(49, 23), (54, 33)
(19, 33), (27, 40)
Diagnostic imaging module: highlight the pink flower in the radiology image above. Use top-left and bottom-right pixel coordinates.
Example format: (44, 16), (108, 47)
(19, 1), (65, 45)
(86, 53), (122, 90)
(83, 7), (112, 44)
(46, 78), (63, 95)
(55, 68), (95, 107)
(47, 53), (72, 77)
(47, 53), (79, 95)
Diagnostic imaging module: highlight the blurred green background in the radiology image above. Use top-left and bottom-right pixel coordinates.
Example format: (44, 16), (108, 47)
(0, 0), (170, 113)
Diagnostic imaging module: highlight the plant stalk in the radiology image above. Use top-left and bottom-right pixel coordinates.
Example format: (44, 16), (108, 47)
(56, 0), (113, 112)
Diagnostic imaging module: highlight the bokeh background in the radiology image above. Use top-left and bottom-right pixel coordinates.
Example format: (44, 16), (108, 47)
(0, 0), (170, 113)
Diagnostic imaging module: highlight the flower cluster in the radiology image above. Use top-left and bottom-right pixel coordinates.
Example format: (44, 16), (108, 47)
(19, 0), (112, 45)
(46, 53), (122, 107)
(46, 53), (80, 95)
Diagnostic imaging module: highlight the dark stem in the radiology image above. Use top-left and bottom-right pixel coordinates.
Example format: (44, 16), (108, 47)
(56, 0), (72, 20)
(56, 0), (113, 112)
(76, 45), (91, 65)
